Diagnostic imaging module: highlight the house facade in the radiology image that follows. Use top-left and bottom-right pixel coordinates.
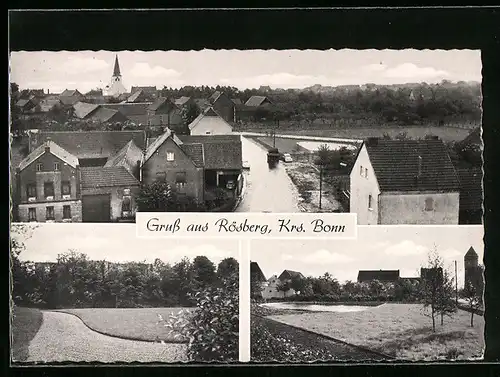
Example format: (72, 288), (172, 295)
(350, 138), (460, 225)
(141, 131), (205, 203)
(146, 97), (184, 129)
(260, 270), (303, 299)
(188, 107), (233, 135)
(15, 140), (82, 223)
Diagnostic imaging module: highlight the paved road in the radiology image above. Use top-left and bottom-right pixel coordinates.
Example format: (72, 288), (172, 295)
(237, 137), (301, 213)
(27, 311), (188, 363)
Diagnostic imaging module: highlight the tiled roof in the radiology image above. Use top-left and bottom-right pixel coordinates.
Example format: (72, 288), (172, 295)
(143, 129), (176, 163)
(457, 167), (483, 212)
(209, 91), (222, 103)
(231, 98), (242, 105)
(245, 95), (270, 107)
(357, 270), (400, 282)
(32, 131), (146, 160)
(60, 96), (82, 106)
(365, 139), (460, 192)
(85, 89), (103, 96)
(194, 98), (211, 111)
(178, 135), (242, 170)
(19, 140), (79, 171)
(174, 96), (191, 106)
(126, 90), (145, 103)
(60, 89), (82, 97)
(101, 102), (151, 117)
(16, 99), (33, 108)
(73, 101), (100, 119)
(180, 143), (204, 167)
(89, 107), (128, 123)
(458, 127), (482, 148)
(80, 166), (139, 189)
(279, 270), (305, 281)
(148, 97), (174, 112)
(105, 139), (143, 173)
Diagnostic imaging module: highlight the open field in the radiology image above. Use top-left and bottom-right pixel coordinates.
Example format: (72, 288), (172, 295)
(267, 303), (484, 361)
(247, 126), (473, 144)
(59, 307), (193, 343)
(11, 306), (44, 362)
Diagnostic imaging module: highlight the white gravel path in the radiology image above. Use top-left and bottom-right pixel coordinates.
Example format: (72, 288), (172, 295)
(27, 311), (188, 363)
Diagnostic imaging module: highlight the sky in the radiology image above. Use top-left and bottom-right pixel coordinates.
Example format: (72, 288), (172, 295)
(14, 223), (238, 266)
(251, 225), (484, 287)
(9, 49), (482, 94)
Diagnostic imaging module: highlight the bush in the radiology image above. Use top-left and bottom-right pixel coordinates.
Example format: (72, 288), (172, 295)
(162, 273), (239, 362)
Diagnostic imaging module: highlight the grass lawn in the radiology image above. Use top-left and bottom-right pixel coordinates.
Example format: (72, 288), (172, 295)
(58, 307), (194, 343)
(267, 303), (484, 361)
(11, 306), (44, 362)
(252, 126), (472, 143)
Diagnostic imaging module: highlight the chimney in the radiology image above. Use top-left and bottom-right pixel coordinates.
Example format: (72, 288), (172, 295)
(417, 155), (423, 178)
(45, 137), (51, 153)
(366, 137), (379, 146)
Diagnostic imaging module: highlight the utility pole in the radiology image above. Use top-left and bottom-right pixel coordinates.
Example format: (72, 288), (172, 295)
(319, 165), (323, 210)
(455, 260), (458, 305)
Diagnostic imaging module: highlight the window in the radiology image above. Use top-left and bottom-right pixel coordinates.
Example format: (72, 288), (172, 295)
(167, 152), (175, 161)
(368, 194), (373, 210)
(36, 163), (43, 172)
(54, 162), (60, 171)
(61, 181), (71, 196)
(26, 184), (37, 199)
(156, 172), (167, 182)
(176, 171), (187, 184)
(425, 197), (434, 211)
(159, 115), (164, 124)
(63, 205), (71, 219)
(46, 206), (55, 220)
(205, 131), (211, 135)
(28, 208), (37, 222)
(147, 119), (152, 126)
(360, 165), (363, 176)
(365, 168), (368, 178)
(44, 182), (54, 198)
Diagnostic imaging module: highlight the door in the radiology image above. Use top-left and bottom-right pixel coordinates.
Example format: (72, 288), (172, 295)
(82, 194), (111, 222)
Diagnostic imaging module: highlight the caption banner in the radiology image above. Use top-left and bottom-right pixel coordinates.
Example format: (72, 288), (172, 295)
(136, 212), (357, 239)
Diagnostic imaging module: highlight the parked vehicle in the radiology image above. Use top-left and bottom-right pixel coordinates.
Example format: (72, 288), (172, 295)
(283, 153), (293, 163)
(267, 148), (280, 168)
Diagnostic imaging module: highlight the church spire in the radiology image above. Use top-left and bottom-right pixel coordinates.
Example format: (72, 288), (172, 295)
(113, 55), (121, 77)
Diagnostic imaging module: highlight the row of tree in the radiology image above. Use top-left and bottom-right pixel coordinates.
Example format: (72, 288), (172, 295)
(12, 243), (239, 309)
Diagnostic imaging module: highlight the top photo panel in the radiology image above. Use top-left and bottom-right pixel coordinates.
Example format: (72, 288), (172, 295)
(9, 49), (482, 225)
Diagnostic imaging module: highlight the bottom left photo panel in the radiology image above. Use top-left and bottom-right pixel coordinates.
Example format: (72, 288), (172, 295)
(10, 223), (240, 364)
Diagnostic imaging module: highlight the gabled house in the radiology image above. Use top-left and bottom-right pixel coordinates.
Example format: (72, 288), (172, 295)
(350, 137), (460, 225)
(126, 90), (151, 103)
(245, 95), (273, 107)
(59, 89), (85, 106)
(84, 89), (106, 104)
(177, 134), (243, 197)
(15, 139), (82, 223)
(141, 129), (205, 203)
(251, 261), (267, 283)
(261, 269), (304, 299)
(38, 98), (64, 113)
(73, 102), (100, 119)
(174, 96), (195, 108)
(187, 107), (233, 135)
(16, 98), (39, 114)
(28, 130), (147, 167)
(147, 97), (184, 129)
(457, 167), (483, 224)
(208, 91), (235, 123)
(357, 270), (400, 283)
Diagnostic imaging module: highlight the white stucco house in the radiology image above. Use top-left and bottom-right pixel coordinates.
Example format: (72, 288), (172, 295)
(260, 270), (304, 299)
(349, 137), (460, 225)
(188, 106), (233, 136)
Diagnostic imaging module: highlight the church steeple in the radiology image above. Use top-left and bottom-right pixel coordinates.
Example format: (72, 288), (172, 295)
(113, 55), (121, 77)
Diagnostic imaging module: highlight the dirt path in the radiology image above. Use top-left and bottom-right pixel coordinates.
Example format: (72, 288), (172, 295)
(26, 311), (188, 363)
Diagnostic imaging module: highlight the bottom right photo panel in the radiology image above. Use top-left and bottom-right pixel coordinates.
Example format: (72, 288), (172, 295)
(249, 226), (484, 362)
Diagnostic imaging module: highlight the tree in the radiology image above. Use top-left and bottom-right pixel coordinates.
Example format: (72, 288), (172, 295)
(10, 224), (38, 305)
(136, 181), (177, 212)
(461, 281), (482, 327)
(276, 279), (291, 297)
(10, 82), (24, 139)
(436, 268), (457, 326)
(191, 256), (217, 290)
(290, 275), (306, 295)
(421, 249), (445, 332)
(216, 257), (239, 281)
